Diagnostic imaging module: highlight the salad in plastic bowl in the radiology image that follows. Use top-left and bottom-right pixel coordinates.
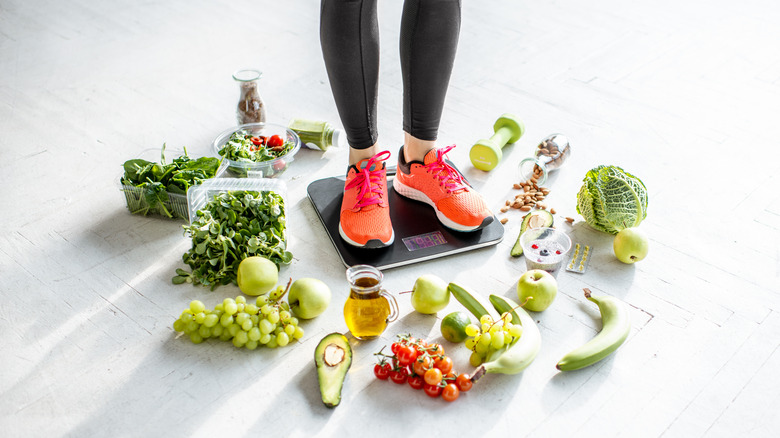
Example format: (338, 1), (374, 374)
(212, 123), (301, 178)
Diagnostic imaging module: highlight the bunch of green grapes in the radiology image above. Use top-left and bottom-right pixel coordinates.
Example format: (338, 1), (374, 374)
(172, 284), (304, 349)
(463, 312), (524, 366)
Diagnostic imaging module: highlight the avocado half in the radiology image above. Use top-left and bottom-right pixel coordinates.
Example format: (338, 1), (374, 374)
(314, 333), (352, 408)
(510, 210), (554, 257)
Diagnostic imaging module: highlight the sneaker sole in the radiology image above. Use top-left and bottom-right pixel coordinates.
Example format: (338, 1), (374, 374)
(392, 178), (493, 232)
(339, 223), (395, 249)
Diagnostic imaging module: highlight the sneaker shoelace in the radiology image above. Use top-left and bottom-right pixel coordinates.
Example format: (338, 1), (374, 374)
(424, 144), (467, 194)
(345, 150), (391, 210)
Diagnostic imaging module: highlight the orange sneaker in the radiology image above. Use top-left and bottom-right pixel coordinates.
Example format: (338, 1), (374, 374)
(339, 150), (395, 248)
(393, 145), (493, 232)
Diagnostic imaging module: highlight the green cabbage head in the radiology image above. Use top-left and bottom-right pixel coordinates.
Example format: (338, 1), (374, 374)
(576, 165), (647, 234)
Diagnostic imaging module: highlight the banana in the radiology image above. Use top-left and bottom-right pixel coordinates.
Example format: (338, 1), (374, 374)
(556, 288), (631, 371)
(447, 282), (491, 319)
(449, 283), (542, 379)
(473, 295), (541, 377)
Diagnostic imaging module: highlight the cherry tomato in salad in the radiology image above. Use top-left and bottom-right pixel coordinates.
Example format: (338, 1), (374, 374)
(250, 136), (264, 146)
(456, 373), (473, 392)
(424, 368), (443, 386)
(412, 355), (432, 377)
(390, 367), (409, 384)
(434, 356), (453, 375)
(441, 383), (460, 402)
(272, 160), (286, 172)
(407, 375), (425, 390)
(374, 362), (391, 380)
(396, 344), (418, 367)
(423, 383), (442, 398)
(267, 134), (284, 147)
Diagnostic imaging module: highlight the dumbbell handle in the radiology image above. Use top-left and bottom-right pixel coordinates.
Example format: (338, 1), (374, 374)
(490, 125), (515, 149)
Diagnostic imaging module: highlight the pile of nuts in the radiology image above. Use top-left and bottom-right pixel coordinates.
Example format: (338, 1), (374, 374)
(497, 170), (574, 225)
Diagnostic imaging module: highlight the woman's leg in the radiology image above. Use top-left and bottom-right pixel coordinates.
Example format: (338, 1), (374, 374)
(320, 0), (380, 164)
(321, 0), (394, 248)
(394, 0), (493, 232)
(399, 0), (462, 162)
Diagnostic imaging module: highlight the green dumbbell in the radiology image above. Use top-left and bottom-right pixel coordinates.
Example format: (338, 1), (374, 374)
(469, 114), (525, 171)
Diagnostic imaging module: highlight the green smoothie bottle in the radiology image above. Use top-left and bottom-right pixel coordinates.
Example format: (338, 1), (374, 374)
(288, 119), (346, 151)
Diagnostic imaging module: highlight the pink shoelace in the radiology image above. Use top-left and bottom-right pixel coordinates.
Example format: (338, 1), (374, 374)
(424, 145), (467, 194)
(345, 150), (391, 210)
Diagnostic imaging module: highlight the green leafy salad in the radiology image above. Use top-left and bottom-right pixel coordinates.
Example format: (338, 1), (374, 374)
(121, 145), (222, 218)
(576, 165), (648, 234)
(217, 130), (295, 163)
(174, 190), (293, 290)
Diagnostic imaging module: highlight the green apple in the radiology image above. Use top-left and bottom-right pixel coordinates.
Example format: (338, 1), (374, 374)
(516, 269), (557, 312)
(613, 227), (649, 264)
(410, 274), (449, 314)
(288, 278), (331, 319)
(236, 256), (278, 296)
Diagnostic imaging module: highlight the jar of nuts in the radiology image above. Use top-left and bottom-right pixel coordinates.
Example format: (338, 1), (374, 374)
(519, 133), (571, 185)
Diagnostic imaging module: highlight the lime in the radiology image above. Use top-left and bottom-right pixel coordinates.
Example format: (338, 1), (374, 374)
(440, 311), (472, 343)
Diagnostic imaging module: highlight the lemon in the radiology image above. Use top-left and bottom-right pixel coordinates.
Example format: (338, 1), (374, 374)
(440, 311), (472, 343)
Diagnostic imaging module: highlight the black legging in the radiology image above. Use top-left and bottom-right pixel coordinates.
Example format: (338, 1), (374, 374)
(320, 0), (462, 149)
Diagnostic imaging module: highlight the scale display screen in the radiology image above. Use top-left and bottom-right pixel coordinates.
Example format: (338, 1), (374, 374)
(402, 231), (447, 251)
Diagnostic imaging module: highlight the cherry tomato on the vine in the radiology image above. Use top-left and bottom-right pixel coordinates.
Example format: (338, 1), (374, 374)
(423, 383), (443, 398)
(456, 373), (473, 392)
(424, 367), (443, 386)
(374, 362), (391, 380)
(412, 355), (432, 376)
(391, 342), (402, 356)
(396, 344), (418, 367)
(390, 367), (409, 384)
(407, 375), (425, 390)
(442, 383), (460, 402)
(434, 356), (453, 375)
(428, 343), (445, 357)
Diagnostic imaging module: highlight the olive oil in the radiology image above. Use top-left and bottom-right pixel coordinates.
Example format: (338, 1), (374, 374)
(343, 265), (398, 340)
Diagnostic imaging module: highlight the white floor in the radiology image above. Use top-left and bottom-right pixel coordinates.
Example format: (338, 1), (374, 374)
(2, 0), (779, 437)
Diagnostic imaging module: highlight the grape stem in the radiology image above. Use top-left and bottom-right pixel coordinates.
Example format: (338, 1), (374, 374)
(276, 278), (292, 301)
(482, 296), (531, 335)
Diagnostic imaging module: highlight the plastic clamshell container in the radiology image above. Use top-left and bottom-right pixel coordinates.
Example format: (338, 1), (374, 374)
(212, 123), (301, 178)
(186, 177), (289, 238)
(119, 148), (227, 221)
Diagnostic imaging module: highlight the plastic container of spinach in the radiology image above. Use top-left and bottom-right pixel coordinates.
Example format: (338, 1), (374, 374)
(178, 177), (292, 289)
(119, 147), (226, 220)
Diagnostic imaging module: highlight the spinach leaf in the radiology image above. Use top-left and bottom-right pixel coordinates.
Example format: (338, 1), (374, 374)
(120, 145), (222, 219)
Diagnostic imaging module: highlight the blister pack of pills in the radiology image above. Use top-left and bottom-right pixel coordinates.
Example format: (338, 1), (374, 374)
(566, 243), (590, 274)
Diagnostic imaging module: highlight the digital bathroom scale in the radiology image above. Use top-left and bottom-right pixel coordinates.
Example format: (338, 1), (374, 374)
(307, 168), (504, 270)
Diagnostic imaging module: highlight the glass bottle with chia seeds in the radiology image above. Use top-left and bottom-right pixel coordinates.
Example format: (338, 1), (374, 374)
(287, 118), (345, 151)
(233, 69), (266, 125)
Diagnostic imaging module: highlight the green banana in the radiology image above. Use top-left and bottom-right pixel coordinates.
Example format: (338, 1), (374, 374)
(473, 295), (541, 377)
(449, 282), (542, 378)
(447, 282), (491, 319)
(556, 288), (631, 371)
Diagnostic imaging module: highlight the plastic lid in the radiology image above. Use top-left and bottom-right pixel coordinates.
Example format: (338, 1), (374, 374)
(331, 129), (346, 148)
